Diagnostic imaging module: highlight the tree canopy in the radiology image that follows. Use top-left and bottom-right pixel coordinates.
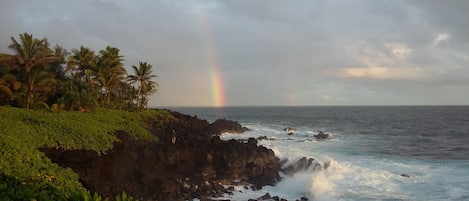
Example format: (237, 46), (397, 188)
(0, 32), (159, 111)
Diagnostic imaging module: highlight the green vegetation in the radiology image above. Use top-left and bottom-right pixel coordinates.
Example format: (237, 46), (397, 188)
(128, 62), (158, 111)
(69, 191), (140, 201)
(0, 32), (158, 111)
(0, 32), (169, 200)
(0, 106), (176, 200)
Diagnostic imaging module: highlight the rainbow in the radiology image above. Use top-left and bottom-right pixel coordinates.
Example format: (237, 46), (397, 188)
(210, 66), (226, 107)
(195, 4), (226, 107)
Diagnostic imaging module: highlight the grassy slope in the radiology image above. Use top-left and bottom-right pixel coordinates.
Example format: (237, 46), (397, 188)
(0, 107), (176, 200)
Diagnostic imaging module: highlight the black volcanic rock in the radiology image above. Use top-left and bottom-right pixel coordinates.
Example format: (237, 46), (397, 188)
(314, 131), (330, 140)
(281, 157), (322, 176)
(284, 127), (297, 135)
(400, 173), (410, 178)
(211, 119), (250, 134)
(149, 112), (250, 145)
(41, 113), (279, 200)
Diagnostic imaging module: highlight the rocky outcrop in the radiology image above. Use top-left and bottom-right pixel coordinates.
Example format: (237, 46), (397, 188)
(314, 131), (330, 140)
(248, 192), (308, 201)
(248, 193), (284, 201)
(211, 119), (250, 134)
(257, 136), (275, 141)
(149, 111), (250, 144)
(41, 113), (279, 201)
(284, 127), (296, 135)
(280, 157), (323, 176)
(400, 174), (410, 178)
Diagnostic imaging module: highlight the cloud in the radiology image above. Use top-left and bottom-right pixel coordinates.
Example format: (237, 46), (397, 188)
(385, 42), (413, 59)
(1, 0), (469, 106)
(334, 67), (428, 80)
(345, 41), (414, 69)
(336, 41), (426, 80)
(330, 39), (449, 81)
(433, 33), (449, 46)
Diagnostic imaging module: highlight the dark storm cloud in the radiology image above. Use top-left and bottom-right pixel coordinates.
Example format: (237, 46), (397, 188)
(1, 0), (468, 106)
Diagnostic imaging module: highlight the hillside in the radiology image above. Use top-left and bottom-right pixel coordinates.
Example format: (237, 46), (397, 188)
(0, 107), (175, 200)
(0, 107), (280, 201)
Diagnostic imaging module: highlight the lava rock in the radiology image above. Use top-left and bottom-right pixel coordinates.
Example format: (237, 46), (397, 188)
(284, 127), (297, 135)
(313, 131), (330, 140)
(281, 157), (322, 176)
(41, 113), (279, 200)
(211, 119), (250, 134)
(400, 174), (410, 178)
(257, 136), (268, 140)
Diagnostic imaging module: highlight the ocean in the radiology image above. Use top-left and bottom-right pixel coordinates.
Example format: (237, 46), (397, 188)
(170, 106), (469, 201)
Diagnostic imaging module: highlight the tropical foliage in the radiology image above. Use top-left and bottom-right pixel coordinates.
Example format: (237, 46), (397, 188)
(0, 33), (165, 200)
(0, 33), (159, 111)
(69, 191), (141, 201)
(128, 61), (158, 111)
(0, 106), (176, 200)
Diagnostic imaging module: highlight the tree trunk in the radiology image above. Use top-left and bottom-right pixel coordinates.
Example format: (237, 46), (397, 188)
(26, 73), (33, 109)
(106, 90), (111, 106)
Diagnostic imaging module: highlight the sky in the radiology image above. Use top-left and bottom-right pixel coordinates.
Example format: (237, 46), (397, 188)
(1, 0), (469, 107)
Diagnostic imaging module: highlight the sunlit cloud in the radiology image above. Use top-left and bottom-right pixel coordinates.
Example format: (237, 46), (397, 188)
(332, 40), (431, 81)
(323, 94), (331, 101)
(385, 42), (412, 59)
(346, 41), (413, 68)
(334, 67), (428, 80)
(346, 41), (394, 67)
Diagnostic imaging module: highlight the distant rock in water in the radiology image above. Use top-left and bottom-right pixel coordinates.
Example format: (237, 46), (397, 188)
(280, 157), (322, 176)
(284, 127), (297, 135)
(211, 119), (250, 134)
(257, 136), (276, 141)
(258, 136), (269, 140)
(247, 192), (300, 201)
(400, 174), (411, 178)
(314, 131), (330, 140)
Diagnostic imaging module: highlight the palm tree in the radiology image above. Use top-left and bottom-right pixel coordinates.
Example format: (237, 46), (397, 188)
(7, 33), (59, 109)
(60, 77), (96, 112)
(50, 45), (68, 80)
(29, 66), (57, 107)
(120, 83), (138, 110)
(94, 46), (126, 106)
(128, 61), (158, 110)
(67, 46), (96, 82)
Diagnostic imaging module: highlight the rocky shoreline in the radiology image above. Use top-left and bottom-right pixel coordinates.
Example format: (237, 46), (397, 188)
(41, 111), (282, 200)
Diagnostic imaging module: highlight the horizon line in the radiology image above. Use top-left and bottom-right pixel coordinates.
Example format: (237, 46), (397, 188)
(152, 104), (469, 108)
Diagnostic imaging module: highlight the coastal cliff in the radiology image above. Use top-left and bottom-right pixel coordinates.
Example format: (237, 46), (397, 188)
(41, 111), (280, 200)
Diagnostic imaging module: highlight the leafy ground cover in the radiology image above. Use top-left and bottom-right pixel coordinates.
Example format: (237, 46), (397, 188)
(0, 106), (175, 200)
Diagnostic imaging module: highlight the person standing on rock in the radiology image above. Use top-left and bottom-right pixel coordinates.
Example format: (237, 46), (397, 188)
(171, 130), (177, 144)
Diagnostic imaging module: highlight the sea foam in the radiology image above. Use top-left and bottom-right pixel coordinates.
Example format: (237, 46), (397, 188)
(192, 107), (469, 201)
